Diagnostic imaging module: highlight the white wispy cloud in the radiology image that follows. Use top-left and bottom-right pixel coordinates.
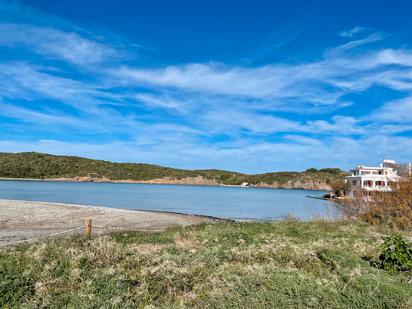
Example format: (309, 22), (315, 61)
(135, 93), (187, 111)
(0, 102), (89, 128)
(201, 110), (301, 134)
(372, 96), (412, 123)
(339, 26), (368, 38)
(0, 23), (118, 65)
(326, 32), (385, 56)
(113, 45), (412, 107)
(0, 62), (106, 105)
(303, 116), (365, 135)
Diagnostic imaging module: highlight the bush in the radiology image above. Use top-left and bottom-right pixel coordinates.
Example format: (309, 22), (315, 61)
(342, 176), (412, 229)
(375, 235), (412, 272)
(330, 179), (348, 197)
(318, 168), (343, 174)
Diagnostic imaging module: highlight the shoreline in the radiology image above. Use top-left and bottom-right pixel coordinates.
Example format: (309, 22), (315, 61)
(1, 198), (227, 219)
(0, 197), (230, 222)
(0, 177), (331, 191)
(0, 199), (216, 246)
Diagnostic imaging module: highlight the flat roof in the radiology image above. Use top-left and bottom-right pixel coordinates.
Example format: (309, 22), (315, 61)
(353, 166), (391, 170)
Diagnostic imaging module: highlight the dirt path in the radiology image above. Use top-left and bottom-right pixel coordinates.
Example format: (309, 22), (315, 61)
(0, 199), (214, 246)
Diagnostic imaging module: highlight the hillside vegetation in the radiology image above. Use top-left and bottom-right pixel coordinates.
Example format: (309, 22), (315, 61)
(0, 152), (345, 189)
(1, 220), (411, 308)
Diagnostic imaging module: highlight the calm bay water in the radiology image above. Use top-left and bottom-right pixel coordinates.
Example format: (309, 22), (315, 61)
(0, 180), (338, 220)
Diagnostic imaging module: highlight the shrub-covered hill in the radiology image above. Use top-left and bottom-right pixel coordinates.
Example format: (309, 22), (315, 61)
(0, 152), (345, 189)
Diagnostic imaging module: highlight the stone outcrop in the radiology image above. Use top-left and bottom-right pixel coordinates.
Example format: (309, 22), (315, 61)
(252, 181), (332, 191)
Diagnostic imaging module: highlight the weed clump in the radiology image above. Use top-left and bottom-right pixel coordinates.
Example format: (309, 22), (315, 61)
(374, 235), (412, 273)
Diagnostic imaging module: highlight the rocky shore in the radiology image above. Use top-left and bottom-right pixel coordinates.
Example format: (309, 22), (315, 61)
(6, 176), (331, 190)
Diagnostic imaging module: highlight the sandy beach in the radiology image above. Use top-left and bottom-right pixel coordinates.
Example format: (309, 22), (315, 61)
(0, 199), (214, 246)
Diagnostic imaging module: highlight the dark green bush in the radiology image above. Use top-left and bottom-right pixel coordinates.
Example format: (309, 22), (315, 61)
(318, 168), (342, 174)
(376, 235), (412, 272)
(305, 168), (318, 173)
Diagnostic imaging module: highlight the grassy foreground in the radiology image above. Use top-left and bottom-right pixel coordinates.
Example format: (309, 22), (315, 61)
(1, 220), (412, 308)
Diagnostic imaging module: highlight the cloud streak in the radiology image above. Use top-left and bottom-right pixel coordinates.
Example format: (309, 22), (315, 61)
(114, 45), (412, 107)
(0, 23), (118, 65)
(339, 26), (368, 38)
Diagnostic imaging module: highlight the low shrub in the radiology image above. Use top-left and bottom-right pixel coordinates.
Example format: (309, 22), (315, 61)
(375, 235), (412, 273)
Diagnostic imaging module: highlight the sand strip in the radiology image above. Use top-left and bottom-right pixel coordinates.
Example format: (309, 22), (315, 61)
(0, 199), (214, 246)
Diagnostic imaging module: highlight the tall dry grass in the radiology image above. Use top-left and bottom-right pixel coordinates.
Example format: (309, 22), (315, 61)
(342, 176), (412, 229)
(2, 220), (412, 308)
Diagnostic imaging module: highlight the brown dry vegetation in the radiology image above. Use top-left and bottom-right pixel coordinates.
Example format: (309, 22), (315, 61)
(341, 176), (412, 229)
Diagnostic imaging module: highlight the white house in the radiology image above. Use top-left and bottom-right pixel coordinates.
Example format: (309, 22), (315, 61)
(346, 159), (401, 197)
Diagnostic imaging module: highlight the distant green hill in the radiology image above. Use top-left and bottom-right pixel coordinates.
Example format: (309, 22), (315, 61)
(0, 152), (346, 190)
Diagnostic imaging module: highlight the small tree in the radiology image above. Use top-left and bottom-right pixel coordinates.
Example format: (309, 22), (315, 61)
(330, 179), (348, 197)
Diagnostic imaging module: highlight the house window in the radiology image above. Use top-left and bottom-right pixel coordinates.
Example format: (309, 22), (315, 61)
(363, 180), (373, 187)
(352, 180), (357, 185)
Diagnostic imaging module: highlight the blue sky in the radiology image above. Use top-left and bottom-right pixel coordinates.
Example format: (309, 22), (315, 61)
(0, 0), (412, 173)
